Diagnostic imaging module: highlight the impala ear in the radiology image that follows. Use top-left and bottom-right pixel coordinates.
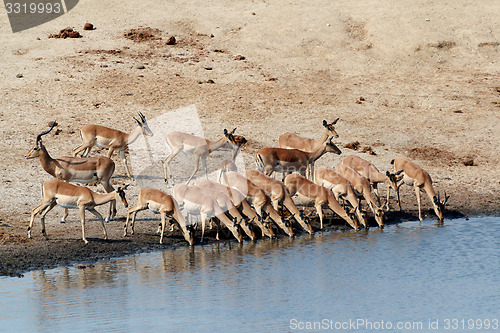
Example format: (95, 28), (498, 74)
(442, 191), (450, 205)
(332, 117), (339, 125)
(386, 171), (391, 177)
(396, 170), (404, 175)
(323, 120), (327, 127)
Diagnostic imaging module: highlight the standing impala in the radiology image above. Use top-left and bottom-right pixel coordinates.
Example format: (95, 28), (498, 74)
(245, 170), (313, 234)
(220, 171), (294, 237)
(279, 119), (340, 178)
(162, 129), (239, 185)
(29, 180), (129, 244)
(255, 138), (341, 181)
(391, 156), (449, 223)
(335, 164), (386, 228)
(341, 155), (401, 208)
(314, 168), (368, 228)
(25, 122), (118, 223)
(283, 174), (359, 230)
(72, 112), (153, 179)
(194, 179), (276, 239)
(172, 184), (244, 243)
(124, 188), (194, 245)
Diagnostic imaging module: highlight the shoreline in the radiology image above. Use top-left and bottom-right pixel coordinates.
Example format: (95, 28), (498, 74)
(1, 205), (498, 278)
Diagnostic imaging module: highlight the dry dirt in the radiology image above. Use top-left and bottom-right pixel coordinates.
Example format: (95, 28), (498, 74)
(0, 0), (499, 277)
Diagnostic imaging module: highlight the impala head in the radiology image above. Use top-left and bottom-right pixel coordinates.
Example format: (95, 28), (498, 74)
(433, 191), (450, 221)
(374, 206), (385, 228)
(240, 217), (257, 240)
(115, 183), (130, 208)
(385, 170), (404, 190)
(223, 128), (238, 144)
(325, 138), (342, 155)
(351, 206), (368, 228)
(133, 112), (153, 137)
(261, 220), (276, 238)
(323, 118), (339, 138)
(299, 210), (314, 234)
(184, 224), (195, 246)
(25, 121), (57, 159)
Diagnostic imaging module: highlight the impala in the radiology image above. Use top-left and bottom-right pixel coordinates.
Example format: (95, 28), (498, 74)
(278, 119), (340, 151)
(335, 164), (386, 228)
(26, 122), (118, 223)
(245, 170), (313, 234)
(314, 168), (368, 228)
(220, 171), (294, 237)
(341, 155), (401, 208)
(172, 184), (244, 243)
(29, 180), (129, 244)
(72, 112), (153, 179)
(255, 138), (341, 181)
(124, 188), (194, 245)
(284, 174), (359, 230)
(194, 179), (276, 238)
(192, 185), (256, 240)
(391, 156), (449, 222)
(162, 129), (239, 185)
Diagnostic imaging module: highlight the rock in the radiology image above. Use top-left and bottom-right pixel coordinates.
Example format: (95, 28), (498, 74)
(463, 158), (474, 166)
(137, 65), (146, 69)
(16, 74), (23, 78)
(234, 55), (246, 60)
(166, 36), (176, 45)
(83, 23), (94, 30)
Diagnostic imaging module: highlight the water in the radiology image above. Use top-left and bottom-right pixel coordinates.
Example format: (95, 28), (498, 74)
(1, 217), (499, 332)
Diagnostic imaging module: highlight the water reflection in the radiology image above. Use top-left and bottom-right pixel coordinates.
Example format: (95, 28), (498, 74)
(2, 217), (499, 333)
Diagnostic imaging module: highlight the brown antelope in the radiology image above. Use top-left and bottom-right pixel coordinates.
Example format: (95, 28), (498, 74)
(341, 155), (401, 208)
(72, 112), (153, 179)
(313, 168), (368, 228)
(26, 122), (118, 223)
(29, 180), (129, 244)
(335, 164), (386, 228)
(172, 184), (244, 243)
(220, 171), (294, 237)
(124, 188), (194, 245)
(284, 174), (359, 230)
(391, 156), (449, 223)
(162, 129), (239, 185)
(194, 179), (276, 239)
(245, 170), (313, 234)
(192, 185), (256, 240)
(255, 138), (341, 180)
(278, 119), (340, 151)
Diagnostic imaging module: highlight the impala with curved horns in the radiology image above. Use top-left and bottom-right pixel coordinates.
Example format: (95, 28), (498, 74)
(162, 128), (240, 185)
(29, 180), (129, 244)
(255, 138), (341, 180)
(26, 122), (118, 223)
(391, 156), (449, 223)
(124, 188), (194, 245)
(72, 112), (153, 179)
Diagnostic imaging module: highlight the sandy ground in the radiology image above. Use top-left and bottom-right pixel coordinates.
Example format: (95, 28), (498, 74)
(0, 0), (499, 277)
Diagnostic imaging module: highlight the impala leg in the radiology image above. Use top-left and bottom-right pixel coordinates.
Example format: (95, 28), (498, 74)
(124, 205), (144, 237)
(385, 186), (391, 212)
(163, 147), (182, 183)
(79, 206), (88, 244)
(315, 205), (324, 229)
(60, 208), (69, 223)
(30, 201), (56, 239)
(415, 186), (423, 224)
(200, 212), (208, 242)
(396, 186), (402, 211)
(159, 212), (166, 244)
(186, 154), (201, 185)
(88, 208), (108, 241)
(102, 182), (116, 222)
(373, 184), (381, 206)
(201, 157), (209, 180)
(119, 149), (133, 180)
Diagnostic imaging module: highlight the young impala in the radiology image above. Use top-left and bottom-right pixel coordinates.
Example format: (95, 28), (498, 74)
(341, 155), (401, 208)
(26, 122), (118, 223)
(220, 171), (294, 237)
(194, 179), (276, 239)
(283, 174), (359, 230)
(72, 112), (153, 179)
(124, 188), (194, 245)
(335, 164), (386, 228)
(172, 184), (244, 243)
(255, 138), (341, 181)
(314, 168), (367, 228)
(245, 170), (313, 234)
(391, 156), (449, 223)
(29, 180), (129, 244)
(162, 129), (239, 185)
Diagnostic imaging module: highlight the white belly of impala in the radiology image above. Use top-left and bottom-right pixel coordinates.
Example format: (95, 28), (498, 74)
(147, 202), (162, 214)
(56, 195), (79, 209)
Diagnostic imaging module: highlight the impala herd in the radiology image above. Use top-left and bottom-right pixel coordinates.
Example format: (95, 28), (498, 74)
(26, 114), (450, 245)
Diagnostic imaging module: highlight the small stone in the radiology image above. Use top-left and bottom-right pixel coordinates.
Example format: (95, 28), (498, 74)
(83, 23), (94, 30)
(16, 74), (23, 78)
(463, 158), (474, 166)
(234, 55), (246, 60)
(166, 36), (176, 45)
(137, 65), (146, 69)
